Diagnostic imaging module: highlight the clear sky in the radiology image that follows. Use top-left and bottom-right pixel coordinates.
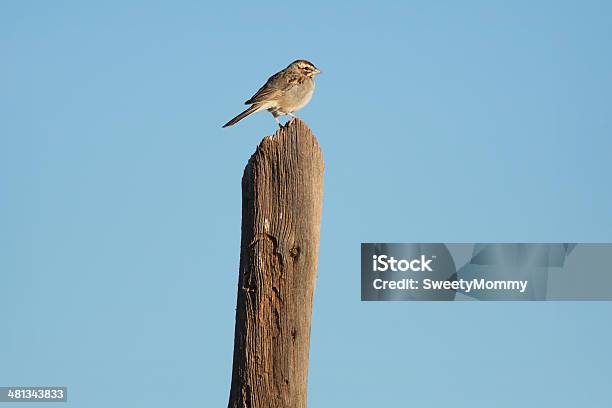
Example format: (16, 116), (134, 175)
(2, 1), (612, 406)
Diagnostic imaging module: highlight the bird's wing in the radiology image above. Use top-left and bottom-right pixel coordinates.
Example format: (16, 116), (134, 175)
(244, 71), (304, 105)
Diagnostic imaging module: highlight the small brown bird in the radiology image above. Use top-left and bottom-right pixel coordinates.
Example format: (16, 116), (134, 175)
(223, 59), (321, 128)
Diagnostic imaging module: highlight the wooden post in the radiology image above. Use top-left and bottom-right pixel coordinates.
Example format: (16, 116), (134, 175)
(228, 118), (324, 408)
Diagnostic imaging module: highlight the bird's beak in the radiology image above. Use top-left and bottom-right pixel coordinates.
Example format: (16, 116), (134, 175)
(314, 68), (321, 75)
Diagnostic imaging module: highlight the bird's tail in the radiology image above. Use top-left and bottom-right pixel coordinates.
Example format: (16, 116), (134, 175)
(222, 105), (261, 128)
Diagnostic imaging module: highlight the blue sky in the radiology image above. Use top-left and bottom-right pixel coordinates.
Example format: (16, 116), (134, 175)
(1, 1), (612, 406)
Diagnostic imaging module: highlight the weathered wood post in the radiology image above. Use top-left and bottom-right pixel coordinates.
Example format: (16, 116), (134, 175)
(228, 118), (324, 408)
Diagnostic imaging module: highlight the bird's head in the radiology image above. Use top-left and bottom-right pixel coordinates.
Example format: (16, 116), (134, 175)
(289, 59), (321, 78)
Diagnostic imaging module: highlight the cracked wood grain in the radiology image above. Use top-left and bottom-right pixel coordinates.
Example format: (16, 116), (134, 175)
(228, 118), (324, 408)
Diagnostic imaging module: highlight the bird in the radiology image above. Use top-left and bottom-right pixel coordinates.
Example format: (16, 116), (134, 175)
(222, 59), (321, 128)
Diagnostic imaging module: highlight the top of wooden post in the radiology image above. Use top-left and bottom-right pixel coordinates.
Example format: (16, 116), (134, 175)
(244, 118), (324, 180)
